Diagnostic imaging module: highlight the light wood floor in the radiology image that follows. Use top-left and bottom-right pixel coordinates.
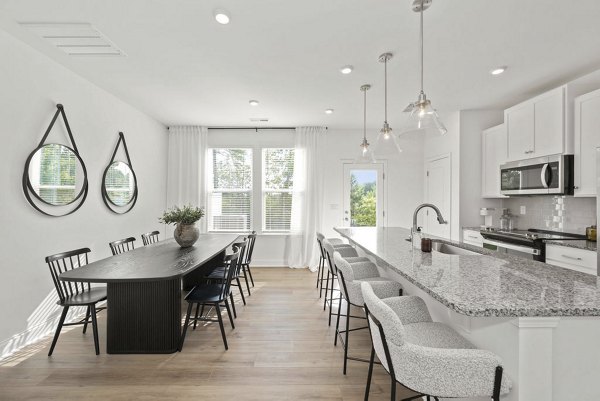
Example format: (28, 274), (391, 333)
(0, 267), (416, 400)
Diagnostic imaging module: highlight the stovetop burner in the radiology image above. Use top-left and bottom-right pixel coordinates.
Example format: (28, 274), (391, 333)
(480, 228), (586, 242)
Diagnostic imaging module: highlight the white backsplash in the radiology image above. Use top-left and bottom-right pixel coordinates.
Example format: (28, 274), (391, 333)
(502, 196), (596, 234)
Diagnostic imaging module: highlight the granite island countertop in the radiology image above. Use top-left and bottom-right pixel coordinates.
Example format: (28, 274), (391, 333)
(334, 226), (600, 318)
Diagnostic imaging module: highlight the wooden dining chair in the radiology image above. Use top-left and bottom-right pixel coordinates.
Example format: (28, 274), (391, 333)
(141, 231), (160, 246)
(179, 246), (242, 351)
(45, 248), (107, 355)
(203, 239), (248, 308)
(109, 237), (136, 255)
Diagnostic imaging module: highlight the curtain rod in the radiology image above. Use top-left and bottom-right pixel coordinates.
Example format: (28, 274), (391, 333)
(207, 127), (328, 131)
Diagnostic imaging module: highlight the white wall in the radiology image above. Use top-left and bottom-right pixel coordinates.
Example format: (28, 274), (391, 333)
(321, 129), (425, 238)
(0, 30), (168, 357)
(424, 112), (461, 240)
(458, 110), (504, 230)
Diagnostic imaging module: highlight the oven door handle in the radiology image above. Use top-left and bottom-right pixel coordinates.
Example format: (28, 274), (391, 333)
(541, 163), (550, 188)
(483, 239), (541, 255)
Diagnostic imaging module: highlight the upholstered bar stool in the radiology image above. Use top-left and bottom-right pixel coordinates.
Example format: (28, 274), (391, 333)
(316, 232), (347, 294)
(333, 252), (402, 375)
(360, 282), (512, 401)
(322, 239), (370, 325)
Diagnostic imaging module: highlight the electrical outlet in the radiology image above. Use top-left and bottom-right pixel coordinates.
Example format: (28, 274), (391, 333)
(520, 206), (526, 215)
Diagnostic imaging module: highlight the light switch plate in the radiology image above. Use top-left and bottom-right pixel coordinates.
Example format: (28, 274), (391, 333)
(520, 206), (526, 215)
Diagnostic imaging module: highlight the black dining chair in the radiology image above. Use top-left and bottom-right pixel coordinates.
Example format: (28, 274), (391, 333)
(141, 231), (160, 246)
(109, 237), (136, 255)
(240, 231), (256, 289)
(203, 240), (248, 308)
(45, 248), (107, 356)
(179, 246), (242, 351)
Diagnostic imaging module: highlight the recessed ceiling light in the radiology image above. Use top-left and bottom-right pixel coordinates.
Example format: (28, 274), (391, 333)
(325, 109), (334, 114)
(340, 65), (353, 74)
(214, 9), (230, 24)
(490, 66), (507, 76)
(249, 100), (259, 106)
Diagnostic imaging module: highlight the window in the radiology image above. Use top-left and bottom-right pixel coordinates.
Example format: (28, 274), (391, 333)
(36, 144), (77, 205)
(262, 148), (294, 232)
(206, 147), (295, 233)
(208, 148), (253, 231)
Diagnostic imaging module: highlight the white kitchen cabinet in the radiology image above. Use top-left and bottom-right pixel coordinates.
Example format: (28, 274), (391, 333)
(481, 124), (507, 198)
(462, 229), (483, 247)
(546, 244), (597, 275)
(506, 103), (534, 161)
(505, 86), (566, 161)
(574, 88), (600, 196)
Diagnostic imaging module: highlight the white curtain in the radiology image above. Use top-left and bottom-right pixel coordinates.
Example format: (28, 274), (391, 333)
(166, 126), (208, 233)
(287, 126), (326, 271)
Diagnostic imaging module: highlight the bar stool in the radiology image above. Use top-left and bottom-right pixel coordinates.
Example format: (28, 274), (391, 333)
(322, 239), (370, 325)
(360, 282), (512, 401)
(333, 252), (402, 375)
(316, 232), (346, 294)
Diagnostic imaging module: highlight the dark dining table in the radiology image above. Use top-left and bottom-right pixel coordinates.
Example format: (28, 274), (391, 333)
(59, 234), (240, 354)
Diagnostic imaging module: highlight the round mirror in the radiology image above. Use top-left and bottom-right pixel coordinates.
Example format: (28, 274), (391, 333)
(26, 143), (86, 206)
(103, 161), (137, 206)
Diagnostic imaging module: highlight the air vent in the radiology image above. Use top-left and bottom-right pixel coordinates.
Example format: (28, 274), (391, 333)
(19, 23), (125, 56)
(249, 118), (269, 122)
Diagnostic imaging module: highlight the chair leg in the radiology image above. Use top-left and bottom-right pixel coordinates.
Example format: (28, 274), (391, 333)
(241, 267), (252, 296)
(235, 277), (247, 305)
(323, 270), (330, 310)
(316, 256), (323, 288)
(90, 304), (100, 355)
(82, 305), (91, 334)
(230, 293), (237, 318)
(390, 376), (396, 401)
(343, 300), (350, 374)
(223, 299), (235, 329)
(334, 292), (343, 346)
(193, 304), (200, 330)
(48, 306), (69, 356)
(179, 302), (193, 352)
(319, 260), (326, 298)
(245, 263), (255, 287)
(328, 273), (335, 326)
(214, 303), (228, 350)
(364, 346), (375, 401)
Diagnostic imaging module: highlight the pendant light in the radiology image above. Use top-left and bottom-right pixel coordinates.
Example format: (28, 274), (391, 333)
(356, 84), (376, 163)
(402, 0), (447, 135)
(374, 52), (403, 156)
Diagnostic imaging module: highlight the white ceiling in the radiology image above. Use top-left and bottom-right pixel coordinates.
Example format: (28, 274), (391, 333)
(2, 0), (600, 129)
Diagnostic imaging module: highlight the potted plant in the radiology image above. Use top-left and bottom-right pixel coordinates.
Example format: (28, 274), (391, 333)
(159, 205), (205, 247)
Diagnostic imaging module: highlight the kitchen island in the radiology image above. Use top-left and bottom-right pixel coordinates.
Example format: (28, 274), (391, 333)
(335, 227), (600, 401)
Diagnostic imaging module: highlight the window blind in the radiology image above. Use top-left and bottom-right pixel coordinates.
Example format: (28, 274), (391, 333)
(262, 148), (294, 232)
(208, 148), (253, 231)
(37, 144), (77, 205)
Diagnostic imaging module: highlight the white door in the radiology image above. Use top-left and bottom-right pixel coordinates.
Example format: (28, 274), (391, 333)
(506, 103), (534, 161)
(424, 155), (451, 238)
(343, 163), (385, 227)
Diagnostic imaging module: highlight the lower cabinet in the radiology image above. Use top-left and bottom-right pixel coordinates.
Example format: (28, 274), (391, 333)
(545, 244), (597, 275)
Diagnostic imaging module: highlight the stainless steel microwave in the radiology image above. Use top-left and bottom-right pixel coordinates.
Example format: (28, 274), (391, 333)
(500, 154), (574, 196)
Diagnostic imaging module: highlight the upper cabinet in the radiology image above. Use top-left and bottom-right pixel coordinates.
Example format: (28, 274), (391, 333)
(481, 124), (507, 198)
(574, 88), (600, 196)
(505, 86), (566, 161)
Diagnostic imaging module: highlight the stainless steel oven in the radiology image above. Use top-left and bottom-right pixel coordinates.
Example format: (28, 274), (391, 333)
(500, 154), (573, 196)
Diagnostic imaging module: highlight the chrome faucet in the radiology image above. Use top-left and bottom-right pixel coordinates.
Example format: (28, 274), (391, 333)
(411, 203), (447, 241)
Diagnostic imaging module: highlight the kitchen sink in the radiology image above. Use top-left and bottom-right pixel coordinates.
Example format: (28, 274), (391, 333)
(431, 241), (481, 256)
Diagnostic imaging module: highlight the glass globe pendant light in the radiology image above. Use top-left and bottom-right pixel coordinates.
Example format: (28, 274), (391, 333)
(373, 52), (403, 156)
(356, 84), (376, 163)
(402, 0), (447, 135)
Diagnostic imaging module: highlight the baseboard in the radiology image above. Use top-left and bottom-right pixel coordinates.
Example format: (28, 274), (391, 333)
(250, 259), (288, 267)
